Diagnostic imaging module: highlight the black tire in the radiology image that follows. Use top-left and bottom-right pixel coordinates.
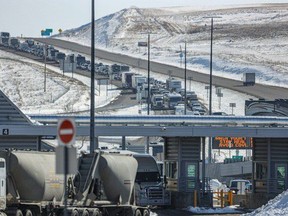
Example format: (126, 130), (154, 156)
(143, 209), (150, 216)
(92, 209), (101, 216)
(134, 209), (142, 216)
(82, 210), (89, 216)
(16, 210), (23, 216)
(25, 210), (33, 216)
(71, 209), (79, 216)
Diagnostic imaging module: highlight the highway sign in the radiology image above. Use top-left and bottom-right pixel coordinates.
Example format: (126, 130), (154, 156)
(138, 41), (148, 47)
(55, 145), (77, 174)
(57, 119), (76, 145)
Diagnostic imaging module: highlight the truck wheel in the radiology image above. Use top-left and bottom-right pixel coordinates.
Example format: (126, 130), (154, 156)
(82, 210), (89, 216)
(134, 209), (142, 216)
(25, 210), (33, 216)
(143, 209), (150, 216)
(15, 210), (23, 216)
(92, 209), (101, 216)
(71, 209), (79, 216)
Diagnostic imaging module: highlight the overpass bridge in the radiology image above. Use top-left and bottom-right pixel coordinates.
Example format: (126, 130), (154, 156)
(3, 114), (286, 137)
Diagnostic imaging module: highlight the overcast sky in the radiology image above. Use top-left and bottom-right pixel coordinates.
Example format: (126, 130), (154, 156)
(0, 0), (286, 37)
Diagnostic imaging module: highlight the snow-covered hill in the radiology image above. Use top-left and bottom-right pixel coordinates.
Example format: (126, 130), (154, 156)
(57, 4), (288, 88)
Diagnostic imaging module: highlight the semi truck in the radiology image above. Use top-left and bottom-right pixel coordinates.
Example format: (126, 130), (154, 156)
(132, 75), (147, 91)
(0, 32), (10, 46)
(133, 154), (170, 206)
(166, 78), (182, 92)
(151, 94), (164, 110)
(0, 150), (149, 216)
(8, 38), (20, 49)
(122, 72), (134, 88)
(243, 72), (255, 86)
(164, 93), (182, 109)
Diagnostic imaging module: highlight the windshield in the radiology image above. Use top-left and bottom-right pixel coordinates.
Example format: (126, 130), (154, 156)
(231, 180), (250, 188)
(170, 96), (182, 102)
(135, 172), (161, 183)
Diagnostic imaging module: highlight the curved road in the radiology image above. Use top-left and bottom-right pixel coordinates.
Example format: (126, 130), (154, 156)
(34, 38), (288, 100)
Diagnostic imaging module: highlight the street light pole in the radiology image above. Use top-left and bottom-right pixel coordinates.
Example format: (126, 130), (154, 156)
(146, 33), (151, 154)
(44, 44), (47, 92)
(209, 18), (213, 116)
(208, 18), (214, 164)
(90, 0), (96, 153)
(184, 40), (187, 115)
(147, 33), (150, 115)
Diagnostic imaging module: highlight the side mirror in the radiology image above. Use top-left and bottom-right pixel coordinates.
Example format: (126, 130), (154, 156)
(163, 175), (168, 187)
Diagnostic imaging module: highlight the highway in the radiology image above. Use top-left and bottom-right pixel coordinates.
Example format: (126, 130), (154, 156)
(34, 38), (288, 100)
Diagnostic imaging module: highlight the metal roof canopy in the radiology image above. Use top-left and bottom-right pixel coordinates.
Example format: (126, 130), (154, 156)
(1, 124), (288, 137)
(0, 90), (33, 125)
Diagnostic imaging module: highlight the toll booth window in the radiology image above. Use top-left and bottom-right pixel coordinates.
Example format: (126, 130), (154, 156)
(255, 163), (267, 179)
(165, 162), (178, 179)
(187, 164), (196, 178)
(276, 165), (286, 190)
(187, 180), (195, 190)
(0, 162), (4, 168)
(135, 172), (161, 183)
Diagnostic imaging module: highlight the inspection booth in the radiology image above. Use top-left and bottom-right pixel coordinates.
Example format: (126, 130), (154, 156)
(246, 137), (288, 209)
(163, 136), (203, 208)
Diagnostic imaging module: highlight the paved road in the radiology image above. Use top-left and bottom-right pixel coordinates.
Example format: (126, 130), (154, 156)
(34, 38), (288, 100)
(0, 45), (138, 113)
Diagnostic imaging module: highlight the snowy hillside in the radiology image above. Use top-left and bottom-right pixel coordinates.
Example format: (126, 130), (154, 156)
(57, 4), (288, 88)
(0, 50), (120, 114)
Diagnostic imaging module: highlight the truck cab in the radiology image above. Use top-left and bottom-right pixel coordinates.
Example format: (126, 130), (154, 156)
(151, 94), (164, 109)
(164, 93), (182, 109)
(133, 154), (170, 206)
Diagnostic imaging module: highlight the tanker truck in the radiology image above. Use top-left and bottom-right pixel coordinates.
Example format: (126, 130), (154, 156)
(0, 150), (149, 216)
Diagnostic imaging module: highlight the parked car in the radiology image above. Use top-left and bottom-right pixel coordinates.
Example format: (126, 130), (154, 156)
(229, 179), (251, 194)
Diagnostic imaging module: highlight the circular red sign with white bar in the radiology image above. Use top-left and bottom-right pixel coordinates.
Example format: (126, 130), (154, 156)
(58, 119), (75, 145)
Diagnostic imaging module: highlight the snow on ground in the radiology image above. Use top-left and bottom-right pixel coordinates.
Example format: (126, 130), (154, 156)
(187, 205), (242, 214)
(0, 50), (120, 114)
(244, 190), (288, 216)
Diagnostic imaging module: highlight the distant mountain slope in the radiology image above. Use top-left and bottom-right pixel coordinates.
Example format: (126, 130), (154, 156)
(58, 4), (288, 47)
(56, 4), (288, 87)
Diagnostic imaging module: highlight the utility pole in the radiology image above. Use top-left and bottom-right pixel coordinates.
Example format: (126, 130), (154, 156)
(90, 0), (96, 153)
(147, 33), (150, 115)
(184, 41), (187, 115)
(44, 44), (47, 92)
(204, 16), (221, 163)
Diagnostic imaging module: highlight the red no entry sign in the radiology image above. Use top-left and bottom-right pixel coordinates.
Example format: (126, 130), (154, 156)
(57, 118), (76, 145)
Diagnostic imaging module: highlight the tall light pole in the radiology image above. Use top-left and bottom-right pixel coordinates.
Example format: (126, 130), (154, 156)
(147, 32), (150, 115)
(44, 44), (47, 92)
(204, 16), (221, 114)
(205, 16), (221, 163)
(209, 18), (213, 116)
(90, 0), (96, 153)
(184, 40), (187, 115)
